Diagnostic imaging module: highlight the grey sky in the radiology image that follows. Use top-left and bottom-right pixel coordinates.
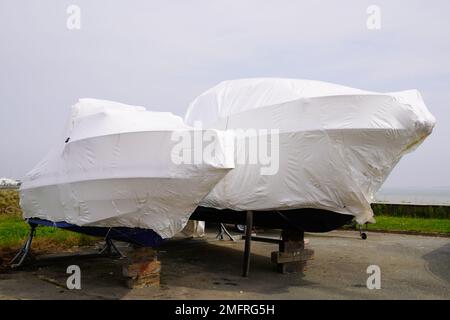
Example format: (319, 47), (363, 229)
(0, 0), (449, 188)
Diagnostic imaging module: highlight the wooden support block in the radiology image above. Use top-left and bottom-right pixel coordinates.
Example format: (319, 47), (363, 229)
(123, 247), (161, 289)
(271, 249), (314, 264)
(277, 261), (307, 274)
(273, 228), (314, 274)
(279, 229), (304, 252)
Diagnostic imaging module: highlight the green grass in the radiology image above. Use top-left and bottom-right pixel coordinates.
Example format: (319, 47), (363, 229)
(366, 215), (450, 235)
(0, 215), (96, 250)
(0, 189), (97, 253)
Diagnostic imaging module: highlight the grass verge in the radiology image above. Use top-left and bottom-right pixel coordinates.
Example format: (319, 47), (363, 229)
(0, 215), (97, 249)
(0, 214), (97, 269)
(366, 215), (450, 235)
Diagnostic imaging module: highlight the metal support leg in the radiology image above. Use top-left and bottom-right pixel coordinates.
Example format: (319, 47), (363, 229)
(99, 237), (125, 258)
(10, 223), (37, 268)
(242, 210), (253, 277)
(215, 223), (236, 241)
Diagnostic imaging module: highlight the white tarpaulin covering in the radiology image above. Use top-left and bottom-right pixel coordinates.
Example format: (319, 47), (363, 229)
(20, 99), (234, 238)
(20, 79), (435, 237)
(185, 78), (435, 224)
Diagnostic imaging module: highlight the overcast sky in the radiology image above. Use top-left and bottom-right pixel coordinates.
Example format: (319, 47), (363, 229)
(0, 0), (449, 189)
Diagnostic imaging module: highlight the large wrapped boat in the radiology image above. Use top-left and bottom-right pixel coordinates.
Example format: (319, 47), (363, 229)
(186, 78), (436, 225)
(19, 79), (435, 247)
(20, 99), (234, 243)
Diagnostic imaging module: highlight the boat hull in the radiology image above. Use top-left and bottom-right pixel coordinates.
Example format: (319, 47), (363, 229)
(27, 205), (352, 248)
(27, 218), (164, 247)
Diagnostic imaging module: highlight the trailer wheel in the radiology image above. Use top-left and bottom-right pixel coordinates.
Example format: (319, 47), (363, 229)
(361, 232), (367, 240)
(235, 224), (246, 233)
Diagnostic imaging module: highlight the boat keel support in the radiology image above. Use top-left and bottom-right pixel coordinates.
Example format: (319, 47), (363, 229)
(99, 236), (125, 258)
(216, 223), (237, 241)
(271, 229), (314, 274)
(122, 247), (161, 289)
(10, 222), (37, 268)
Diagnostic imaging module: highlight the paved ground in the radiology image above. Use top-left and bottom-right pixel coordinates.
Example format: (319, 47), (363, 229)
(0, 229), (449, 299)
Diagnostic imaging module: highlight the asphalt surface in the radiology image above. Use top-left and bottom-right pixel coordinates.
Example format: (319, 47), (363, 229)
(0, 229), (448, 299)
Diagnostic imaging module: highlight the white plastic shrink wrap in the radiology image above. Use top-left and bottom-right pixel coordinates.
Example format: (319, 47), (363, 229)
(20, 99), (234, 238)
(185, 78), (435, 224)
(20, 78), (435, 236)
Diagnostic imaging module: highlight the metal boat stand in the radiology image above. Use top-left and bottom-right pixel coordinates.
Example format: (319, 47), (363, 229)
(10, 223), (126, 269)
(10, 222), (37, 268)
(215, 223), (237, 241)
(213, 214), (254, 277)
(241, 210), (315, 276)
(242, 210), (253, 277)
(214, 210), (275, 278)
(99, 236), (126, 258)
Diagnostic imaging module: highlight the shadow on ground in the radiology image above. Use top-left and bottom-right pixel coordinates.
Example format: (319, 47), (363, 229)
(0, 235), (314, 299)
(423, 242), (450, 283)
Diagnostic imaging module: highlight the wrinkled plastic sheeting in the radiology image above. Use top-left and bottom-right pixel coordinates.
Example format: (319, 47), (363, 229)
(20, 79), (436, 236)
(20, 99), (234, 238)
(185, 78), (436, 224)
(180, 220), (205, 238)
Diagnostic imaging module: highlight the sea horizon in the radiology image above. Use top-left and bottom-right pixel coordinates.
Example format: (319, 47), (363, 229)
(375, 186), (450, 206)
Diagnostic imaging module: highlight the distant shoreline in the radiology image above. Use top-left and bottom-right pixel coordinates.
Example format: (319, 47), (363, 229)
(373, 200), (450, 207)
(375, 186), (450, 206)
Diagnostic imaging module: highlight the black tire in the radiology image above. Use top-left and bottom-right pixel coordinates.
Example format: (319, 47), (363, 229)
(235, 224), (246, 233)
(361, 232), (367, 240)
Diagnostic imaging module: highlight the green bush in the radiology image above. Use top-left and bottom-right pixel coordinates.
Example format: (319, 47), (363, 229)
(371, 203), (450, 219)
